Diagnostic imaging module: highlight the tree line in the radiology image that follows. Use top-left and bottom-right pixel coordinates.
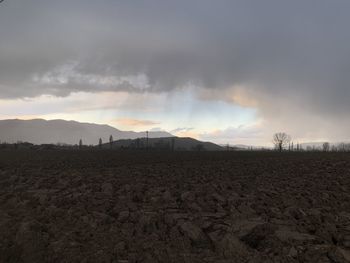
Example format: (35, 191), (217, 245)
(272, 132), (350, 152)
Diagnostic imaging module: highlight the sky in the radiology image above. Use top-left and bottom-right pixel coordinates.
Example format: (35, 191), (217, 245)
(0, 0), (350, 146)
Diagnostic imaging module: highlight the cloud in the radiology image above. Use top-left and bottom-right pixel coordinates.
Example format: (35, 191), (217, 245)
(170, 127), (200, 139)
(114, 118), (160, 127)
(199, 124), (264, 145)
(1, 0), (350, 141)
(170, 125), (266, 145)
(197, 86), (258, 108)
(32, 61), (151, 96)
(2, 1), (350, 98)
(170, 127), (194, 134)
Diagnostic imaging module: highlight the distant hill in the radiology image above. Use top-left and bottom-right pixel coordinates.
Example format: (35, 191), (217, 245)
(102, 137), (224, 151)
(0, 119), (173, 145)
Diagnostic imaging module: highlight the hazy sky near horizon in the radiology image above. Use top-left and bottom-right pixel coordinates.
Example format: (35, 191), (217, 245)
(0, 0), (350, 145)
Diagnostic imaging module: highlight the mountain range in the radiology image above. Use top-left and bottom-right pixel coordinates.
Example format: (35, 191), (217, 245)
(0, 119), (173, 145)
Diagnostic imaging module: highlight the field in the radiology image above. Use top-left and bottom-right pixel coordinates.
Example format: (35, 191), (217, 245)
(0, 150), (349, 263)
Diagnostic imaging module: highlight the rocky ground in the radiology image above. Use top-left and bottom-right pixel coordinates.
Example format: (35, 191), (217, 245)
(0, 150), (349, 263)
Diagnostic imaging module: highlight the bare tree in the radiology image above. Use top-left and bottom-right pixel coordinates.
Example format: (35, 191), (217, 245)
(338, 143), (345, 152)
(273, 132), (291, 152)
(323, 142), (330, 152)
(337, 143), (350, 152)
(171, 138), (175, 151)
(109, 135), (113, 149)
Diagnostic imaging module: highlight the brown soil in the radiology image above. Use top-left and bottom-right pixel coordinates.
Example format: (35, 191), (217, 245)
(0, 150), (349, 263)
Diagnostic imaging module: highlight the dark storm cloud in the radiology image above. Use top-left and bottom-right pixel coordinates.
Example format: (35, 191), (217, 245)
(1, 0), (350, 120)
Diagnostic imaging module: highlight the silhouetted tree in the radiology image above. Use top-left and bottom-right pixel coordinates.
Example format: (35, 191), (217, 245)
(109, 135), (113, 149)
(273, 132), (291, 152)
(345, 143), (350, 152)
(79, 139), (83, 149)
(323, 142), (330, 152)
(99, 138), (102, 148)
(171, 138), (175, 151)
(337, 143), (350, 152)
